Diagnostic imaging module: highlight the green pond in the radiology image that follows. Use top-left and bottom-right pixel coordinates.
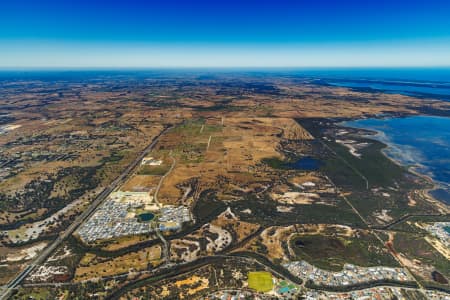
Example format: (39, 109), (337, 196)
(137, 212), (155, 222)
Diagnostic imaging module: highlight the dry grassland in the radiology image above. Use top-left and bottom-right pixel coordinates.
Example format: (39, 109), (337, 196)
(174, 275), (209, 299)
(211, 208), (260, 243)
(74, 245), (162, 281)
(156, 117), (312, 205)
(121, 175), (161, 192)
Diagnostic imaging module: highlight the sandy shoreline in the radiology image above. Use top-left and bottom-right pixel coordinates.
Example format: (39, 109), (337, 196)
(341, 117), (449, 212)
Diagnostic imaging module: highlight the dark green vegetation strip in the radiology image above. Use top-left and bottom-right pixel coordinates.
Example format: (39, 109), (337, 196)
(321, 138), (404, 188)
(230, 193), (365, 228)
(297, 118), (411, 188)
(296, 118), (439, 224)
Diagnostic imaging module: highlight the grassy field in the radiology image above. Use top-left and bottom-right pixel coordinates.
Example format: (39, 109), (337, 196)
(138, 165), (170, 176)
(248, 271), (273, 292)
(121, 174), (161, 192)
(156, 117), (296, 205)
(13, 288), (51, 300)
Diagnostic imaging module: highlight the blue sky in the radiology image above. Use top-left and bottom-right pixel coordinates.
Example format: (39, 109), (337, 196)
(1, 0), (450, 67)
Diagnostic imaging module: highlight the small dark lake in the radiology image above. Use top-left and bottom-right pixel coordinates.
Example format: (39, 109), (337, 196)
(294, 240), (305, 247)
(288, 157), (322, 171)
(138, 212), (155, 222)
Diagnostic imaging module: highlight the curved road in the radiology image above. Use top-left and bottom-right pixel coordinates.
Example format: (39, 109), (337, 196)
(153, 151), (176, 263)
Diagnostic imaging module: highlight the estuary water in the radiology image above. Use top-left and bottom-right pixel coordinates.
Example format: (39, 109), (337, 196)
(344, 116), (450, 204)
(287, 67), (450, 101)
(328, 81), (450, 100)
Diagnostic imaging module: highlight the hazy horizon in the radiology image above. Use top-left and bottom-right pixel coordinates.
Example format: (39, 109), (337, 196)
(1, 0), (450, 68)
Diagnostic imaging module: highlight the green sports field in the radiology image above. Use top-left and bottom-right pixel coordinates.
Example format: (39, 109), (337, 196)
(248, 271), (273, 292)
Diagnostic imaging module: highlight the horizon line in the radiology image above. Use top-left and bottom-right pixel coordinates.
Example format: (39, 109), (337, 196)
(2, 66), (450, 71)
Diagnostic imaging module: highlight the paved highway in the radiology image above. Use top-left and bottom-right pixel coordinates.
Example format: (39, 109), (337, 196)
(0, 126), (171, 300)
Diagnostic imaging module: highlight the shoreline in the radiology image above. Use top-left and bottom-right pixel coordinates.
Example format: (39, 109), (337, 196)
(379, 139), (448, 212)
(340, 116), (450, 212)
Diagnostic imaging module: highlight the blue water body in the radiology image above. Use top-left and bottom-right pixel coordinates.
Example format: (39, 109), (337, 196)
(138, 212), (155, 222)
(328, 81), (450, 99)
(344, 116), (450, 204)
(288, 157), (322, 171)
(278, 287), (290, 294)
(287, 67), (450, 101)
(289, 68), (450, 83)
